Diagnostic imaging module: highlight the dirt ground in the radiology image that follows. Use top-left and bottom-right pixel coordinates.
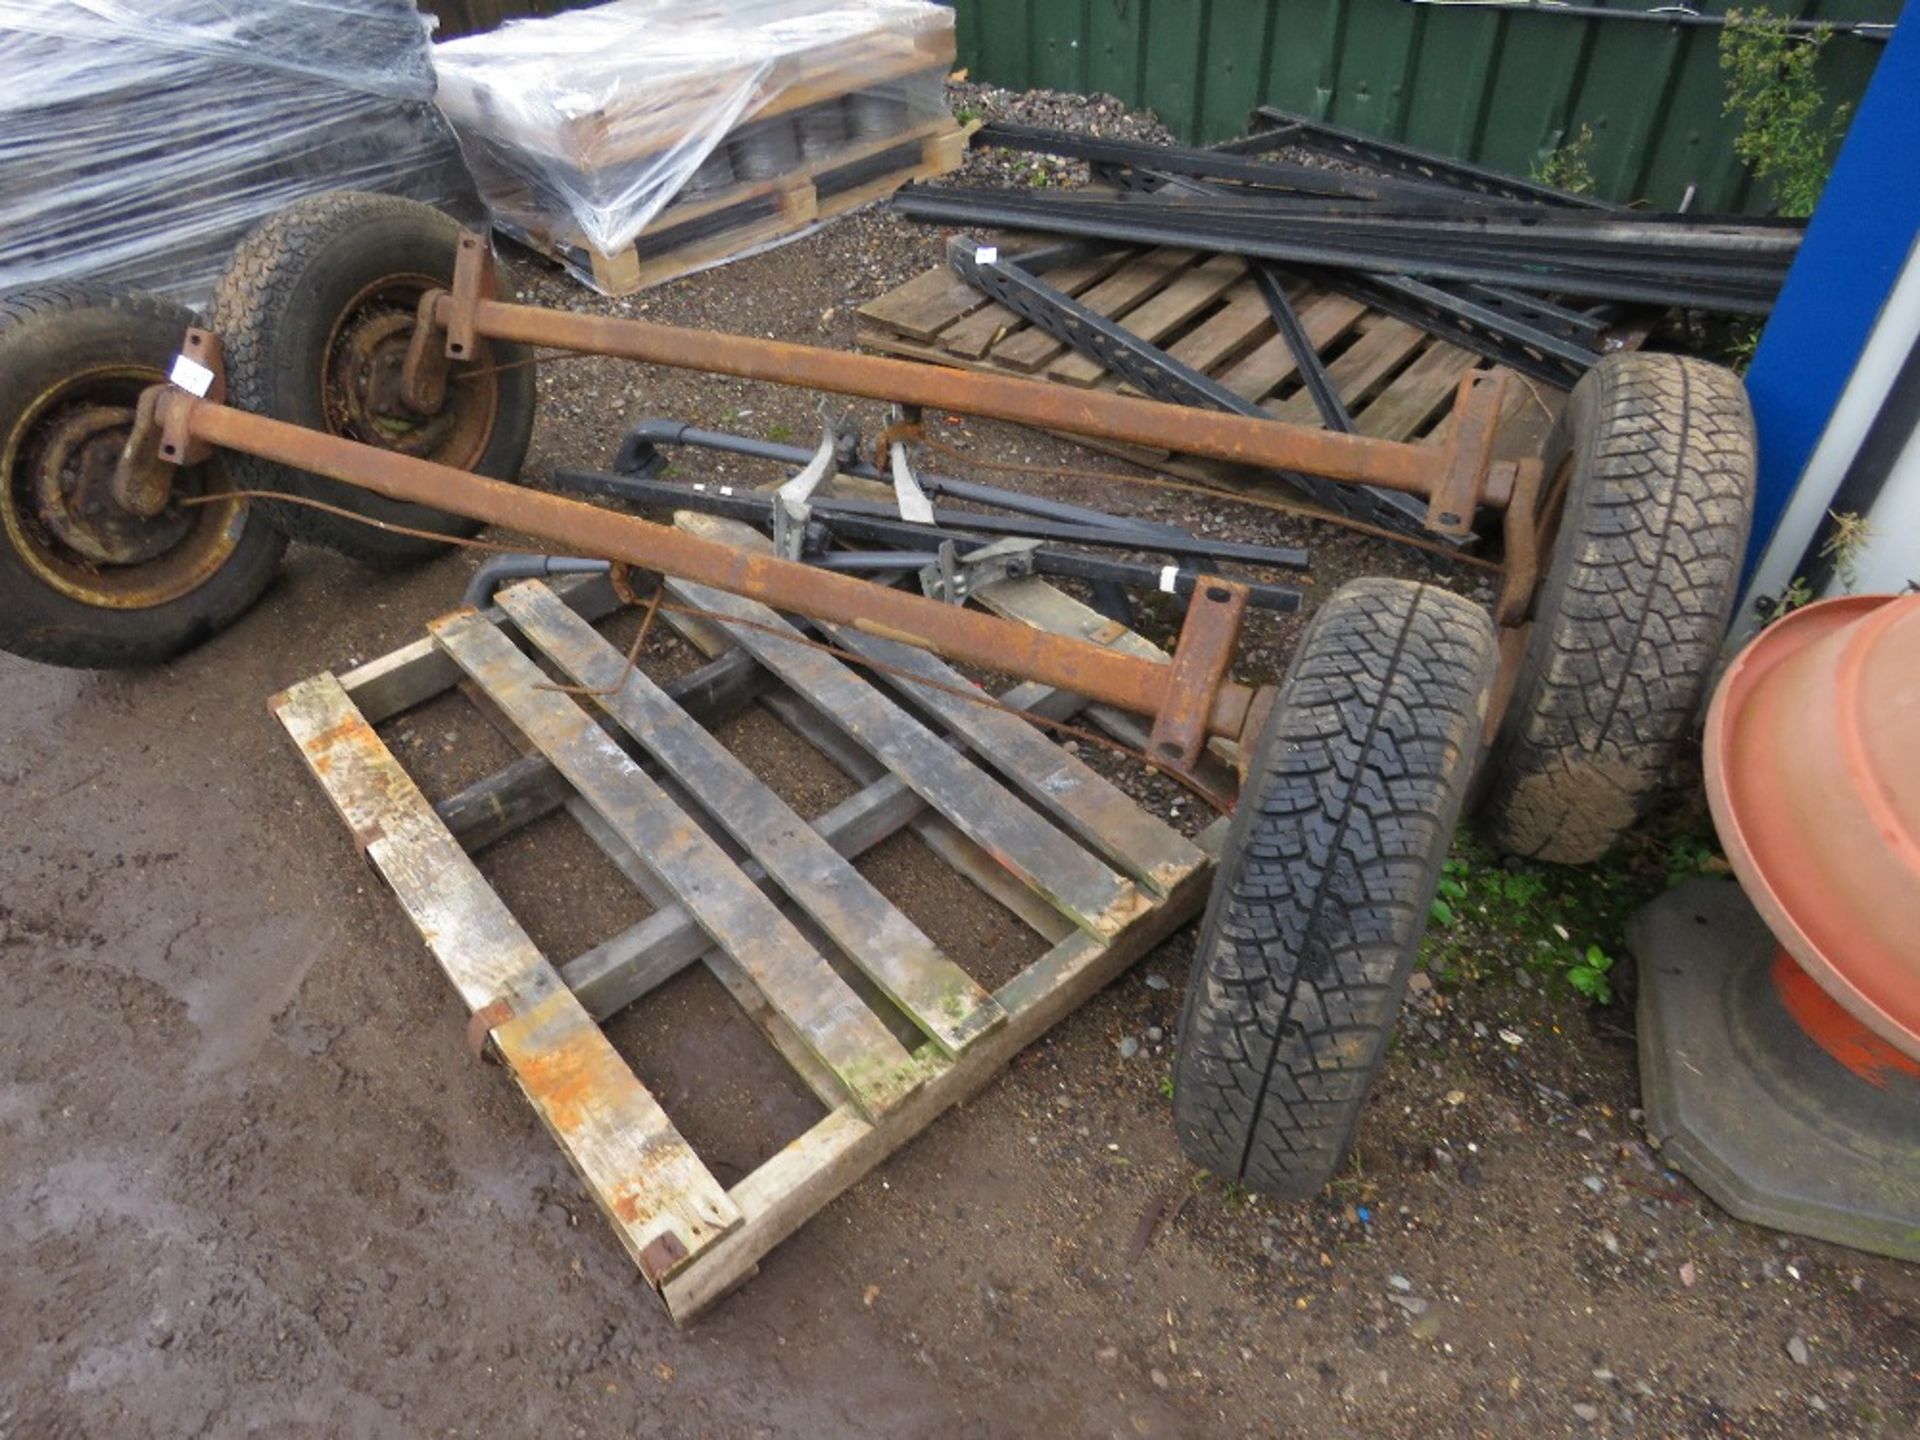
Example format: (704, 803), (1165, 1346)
(4, 94), (1917, 1440)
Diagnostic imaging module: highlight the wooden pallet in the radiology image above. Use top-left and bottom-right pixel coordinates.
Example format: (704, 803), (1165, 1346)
(271, 569), (1217, 1323)
(511, 119), (972, 296)
(856, 248), (1569, 495)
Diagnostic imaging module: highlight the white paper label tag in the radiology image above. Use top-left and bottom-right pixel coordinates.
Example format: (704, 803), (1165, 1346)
(170, 353), (215, 397)
(973, 245), (998, 265)
(1159, 565), (1179, 594)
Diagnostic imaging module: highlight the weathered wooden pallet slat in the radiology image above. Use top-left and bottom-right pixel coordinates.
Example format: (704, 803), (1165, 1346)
(495, 579), (1006, 1057)
(663, 578), (1146, 939)
(1218, 293), (1369, 403)
(270, 672), (741, 1281)
(993, 246), (1194, 373)
(1048, 251), (1246, 387)
(276, 578), (1213, 1324)
(824, 622), (1207, 896)
(428, 607), (923, 1118)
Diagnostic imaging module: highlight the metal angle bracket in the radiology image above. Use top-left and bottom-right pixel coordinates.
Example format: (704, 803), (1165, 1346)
(885, 406), (937, 524)
(771, 494), (810, 560)
(920, 536), (1040, 605)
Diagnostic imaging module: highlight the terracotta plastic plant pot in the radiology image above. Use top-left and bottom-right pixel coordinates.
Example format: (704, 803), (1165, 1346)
(1704, 593), (1920, 1061)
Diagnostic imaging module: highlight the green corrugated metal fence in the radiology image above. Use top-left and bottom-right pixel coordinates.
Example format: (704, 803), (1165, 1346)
(952, 0), (1898, 212)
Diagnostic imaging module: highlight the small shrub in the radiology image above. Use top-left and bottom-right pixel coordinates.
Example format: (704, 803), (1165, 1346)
(1533, 123), (1598, 196)
(1720, 11), (1851, 217)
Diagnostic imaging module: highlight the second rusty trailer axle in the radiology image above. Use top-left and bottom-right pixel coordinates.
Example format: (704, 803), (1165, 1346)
(118, 230), (1542, 784)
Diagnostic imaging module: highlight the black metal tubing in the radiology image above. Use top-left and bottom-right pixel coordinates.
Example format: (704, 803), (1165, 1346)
(976, 120), (1523, 210)
(1253, 265), (1354, 432)
(550, 467), (1304, 612)
(894, 185), (1790, 311)
(1227, 105), (1616, 210)
(815, 547), (1298, 613)
(613, 419), (1192, 539)
(553, 465), (1312, 572)
(942, 240), (1439, 536)
(913, 186), (1800, 257)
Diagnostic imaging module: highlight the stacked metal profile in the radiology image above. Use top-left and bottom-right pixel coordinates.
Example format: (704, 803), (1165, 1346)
(879, 111), (1801, 538)
(897, 115), (1802, 316)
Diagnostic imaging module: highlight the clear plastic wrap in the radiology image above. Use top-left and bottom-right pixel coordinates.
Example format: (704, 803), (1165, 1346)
(433, 0), (956, 290)
(0, 1), (480, 306)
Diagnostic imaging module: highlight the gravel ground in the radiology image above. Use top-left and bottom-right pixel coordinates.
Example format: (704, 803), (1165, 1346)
(2, 84), (1914, 1440)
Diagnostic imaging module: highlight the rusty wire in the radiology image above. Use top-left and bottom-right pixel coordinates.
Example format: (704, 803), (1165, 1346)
(179, 486), (1236, 812)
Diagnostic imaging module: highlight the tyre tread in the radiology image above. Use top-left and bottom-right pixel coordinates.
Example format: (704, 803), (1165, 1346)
(1173, 578), (1496, 1196)
(1482, 353), (1754, 863)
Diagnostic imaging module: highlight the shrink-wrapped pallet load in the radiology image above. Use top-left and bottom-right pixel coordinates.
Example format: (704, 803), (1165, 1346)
(432, 0), (962, 294)
(0, 0), (479, 305)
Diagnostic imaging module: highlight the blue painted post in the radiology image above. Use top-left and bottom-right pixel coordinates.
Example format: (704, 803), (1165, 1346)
(1741, 18), (1920, 577)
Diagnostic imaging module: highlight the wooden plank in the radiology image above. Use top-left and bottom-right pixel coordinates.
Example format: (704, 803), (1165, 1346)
(938, 248), (1133, 361)
(658, 818), (1228, 1324)
(566, 118), (965, 295)
(648, 568), (1080, 945)
(663, 578), (1148, 940)
(825, 623), (1207, 896)
(989, 248), (1195, 373)
(496, 580), (1006, 1058)
(451, 669), (865, 1115)
(270, 672), (741, 1276)
(1047, 253), (1246, 387)
(856, 263), (984, 342)
(1214, 292), (1368, 402)
(1490, 365), (1564, 460)
(436, 645), (767, 854)
(1354, 342), (1482, 442)
(338, 575), (620, 724)
(555, 787), (855, 1114)
(1162, 276), (1274, 375)
(757, 687), (1079, 946)
(561, 761), (932, 1021)
(1267, 316), (1428, 425)
(428, 608), (923, 1118)
(589, 184), (821, 295)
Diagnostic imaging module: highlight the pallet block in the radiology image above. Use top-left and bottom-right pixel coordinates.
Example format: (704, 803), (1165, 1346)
(559, 119), (971, 296)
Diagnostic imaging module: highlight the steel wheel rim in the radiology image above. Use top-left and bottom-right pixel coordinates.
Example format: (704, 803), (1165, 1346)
(2, 365), (246, 609)
(321, 272), (500, 472)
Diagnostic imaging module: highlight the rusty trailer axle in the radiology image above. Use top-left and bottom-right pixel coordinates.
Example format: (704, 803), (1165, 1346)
(404, 236), (1524, 538)
(142, 383), (1260, 770)
(124, 229), (1541, 778)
